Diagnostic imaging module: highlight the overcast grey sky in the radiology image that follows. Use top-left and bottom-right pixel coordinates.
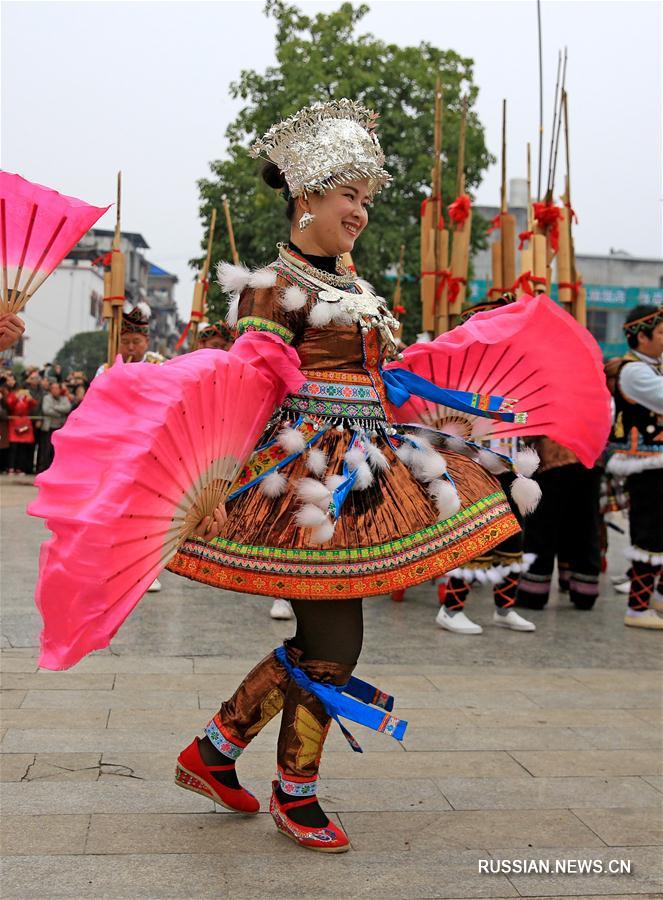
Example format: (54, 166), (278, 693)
(2, 0), (661, 317)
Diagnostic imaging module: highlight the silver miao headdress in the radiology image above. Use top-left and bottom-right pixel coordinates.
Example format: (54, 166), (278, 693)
(250, 98), (391, 198)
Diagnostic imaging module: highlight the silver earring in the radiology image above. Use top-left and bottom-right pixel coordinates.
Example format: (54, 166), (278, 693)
(298, 211), (316, 231)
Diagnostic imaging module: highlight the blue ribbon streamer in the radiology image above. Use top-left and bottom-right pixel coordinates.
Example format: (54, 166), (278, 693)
(274, 646), (407, 753)
(382, 367), (525, 424)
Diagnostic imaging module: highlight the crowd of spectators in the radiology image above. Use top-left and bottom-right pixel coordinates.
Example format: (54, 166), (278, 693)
(0, 362), (88, 476)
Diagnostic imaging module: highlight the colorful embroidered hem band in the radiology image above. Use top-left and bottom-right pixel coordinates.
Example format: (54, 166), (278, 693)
(277, 769), (318, 796)
(205, 716), (245, 760)
(236, 316), (294, 345)
(274, 645), (407, 752)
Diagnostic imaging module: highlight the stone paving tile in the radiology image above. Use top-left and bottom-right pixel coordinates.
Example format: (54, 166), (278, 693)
(491, 846), (663, 897)
(1, 850), (518, 899)
(0, 708), (109, 730)
(318, 777), (451, 812)
(460, 708), (647, 729)
(1, 752), (102, 782)
(1, 753), (35, 782)
(563, 669), (660, 690)
(1, 779), (223, 814)
(425, 672), (586, 691)
(570, 727), (662, 751)
(630, 709), (663, 725)
(1, 672), (115, 690)
(434, 776), (663, 811)
(113, 673), (269, 692)
(573, 808), (663, 847)
(85, 811), (282, 855)
(192, 656), (272, 673)
(1, 727), (195, 754)
(641, 776), (663, 793)
(0, 689), (26, 708)
(20, 688), (200, 709)
(106, 708), (214, 731)
(401, 725), (593, 752)
(0, 656), (38, 673)
(1, 814), (90, 856)
(340, 808), (606, 851)
(511, 750), (663, 778)
(522, 690), (657, 710)
(73, 654), (195, 674)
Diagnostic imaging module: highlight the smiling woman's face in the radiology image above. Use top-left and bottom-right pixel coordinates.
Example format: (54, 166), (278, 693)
(293, 179), (371, 257)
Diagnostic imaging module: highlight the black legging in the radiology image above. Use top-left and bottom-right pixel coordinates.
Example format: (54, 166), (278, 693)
(290, 598), (363, 666)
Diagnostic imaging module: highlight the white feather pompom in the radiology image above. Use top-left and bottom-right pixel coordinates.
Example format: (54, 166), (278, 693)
(295, 477), (331, 508)
(325, 474), (346, 492)
(308, 302), (335, 327)
(248, 267), (278, 289)
(216, 261), (251, 294)
(429, 479), (461, 521)
(306, 447), (328, 477)
(136, 301), (151, 319)
(410, 449), (447, 482)
(366, 442), (390, 472)
(395, 443), (413, 465)
(281, 285), (307, 311)
(344, 447), (366, 471)
(356, 277), (375, 294)
(277, 426), (306, 454)
(510, 476), (542, 515)
(477, 449), (508, 474)
(294, 504), (328, 527)
(261, 470), (287, 497)
(352, 461), (374, 490)
(310, 518), (336, 545)
(514, 447), (540, 478)
(226, 295), (240, 328)
(444, 436), (471, 455)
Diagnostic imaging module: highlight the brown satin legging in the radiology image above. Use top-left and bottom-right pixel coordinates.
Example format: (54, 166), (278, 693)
(290, 598), (363, 666)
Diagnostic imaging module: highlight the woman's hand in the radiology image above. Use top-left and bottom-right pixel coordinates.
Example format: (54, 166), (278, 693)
(193, 504), (227, 540)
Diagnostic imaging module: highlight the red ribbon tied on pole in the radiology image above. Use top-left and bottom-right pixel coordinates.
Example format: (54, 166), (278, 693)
(447, 274), (467, 305)
(510, 272), (533, 294)
(564, 202), (579, 225)
(393, 304), (406, 316)
(420, 195), (445, 230)
(558, 279), (583, 298)
(486, 213), (501, 235)
(518, 230), (533, 251)
(447, 194), (471, 231)
(91, 251), (114, 268)
(532, 202), (563, 253)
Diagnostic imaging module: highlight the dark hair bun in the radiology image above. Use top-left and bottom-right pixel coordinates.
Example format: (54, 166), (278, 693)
(261, 161), (287, 191)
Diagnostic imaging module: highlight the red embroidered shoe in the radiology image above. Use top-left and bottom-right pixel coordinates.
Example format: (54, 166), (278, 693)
(175, 738), (259, 814)
(269, 780), (350, 853)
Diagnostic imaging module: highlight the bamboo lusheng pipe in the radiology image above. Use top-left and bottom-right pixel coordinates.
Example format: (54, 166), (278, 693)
(189, 207), (218, 351)
(222, 195), (239, 266)
(499, 101), (517, 292)
(107, 172), (125, 366)
(561, 89), (586, 325)
(431, 77), (450, 336)
(392, 243), (405, 320)
(447, 98), (471, 311)
(519, 144), (534, 291)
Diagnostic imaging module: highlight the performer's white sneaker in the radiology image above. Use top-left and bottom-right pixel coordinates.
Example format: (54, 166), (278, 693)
(651, 591), (663, 614)
(624, 608), (663, 629)
(435, 607), (483, 634)
(147, 578), (162, 593)
(270, 598), (294, 620)
(613, 579), (631, 595)
(493, 609), (536, 631)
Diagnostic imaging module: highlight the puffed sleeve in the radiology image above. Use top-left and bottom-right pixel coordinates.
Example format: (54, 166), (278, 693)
(217, 262), (309, 347)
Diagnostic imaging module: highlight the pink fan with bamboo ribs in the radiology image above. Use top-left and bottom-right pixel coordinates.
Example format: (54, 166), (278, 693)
(28, 343), (299, 670)
(390, 294), (611, 467)
(0, 171), (109, 313)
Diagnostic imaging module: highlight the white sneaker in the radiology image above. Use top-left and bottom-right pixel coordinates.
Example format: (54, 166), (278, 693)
(147, 578), (162, 593)
(624, 608), (663, 629)
(493, 609), (536, 631)
(435, 607), (483, 634)
(614, 579), (631, 595)
(651, 592), (663, 614)
(270, 598), (294, 620)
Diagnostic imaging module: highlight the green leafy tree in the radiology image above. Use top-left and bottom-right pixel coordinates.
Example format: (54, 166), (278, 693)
(54, 331), (107, 380)
(197, 0), (493, 344)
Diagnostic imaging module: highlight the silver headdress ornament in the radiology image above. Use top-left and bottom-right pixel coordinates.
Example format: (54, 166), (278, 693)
(250, 98), (391, 199)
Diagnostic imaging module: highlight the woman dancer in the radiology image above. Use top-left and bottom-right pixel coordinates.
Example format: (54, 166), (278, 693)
(168, 101), (528, 852)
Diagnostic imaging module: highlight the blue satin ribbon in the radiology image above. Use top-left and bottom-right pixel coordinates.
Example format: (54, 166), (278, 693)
(274, 646), (407, 753)
(382, 367), (526, 424)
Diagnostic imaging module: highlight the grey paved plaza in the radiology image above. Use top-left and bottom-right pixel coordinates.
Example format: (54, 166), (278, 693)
(1, 478), (662, 899)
